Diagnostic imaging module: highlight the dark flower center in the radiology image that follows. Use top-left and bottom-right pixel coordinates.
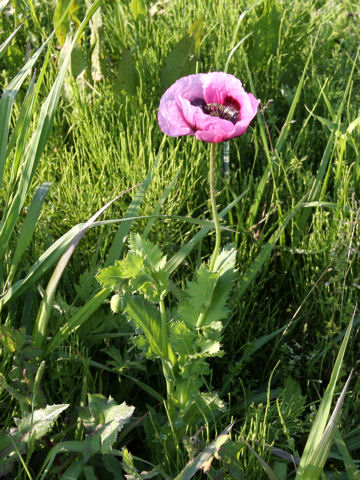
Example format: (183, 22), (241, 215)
(191, 96), (240, 124)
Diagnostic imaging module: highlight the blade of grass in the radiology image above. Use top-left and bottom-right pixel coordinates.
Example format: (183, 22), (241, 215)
(0, 3), (104, 261)
(37, 441), (85, 480)
(174, 422), (234, 480)
(25, 0), (46, 38)
(5, 72), (37, 186)
(0, 0), (11, 13)
(239, 438), (281, 480)
(238, 322), (292, 365)
(7, 434), (34, 480)
(1, 224), (85, 305)
(243, 30), (319, 230)
(301, 370), (353, 480)
(0, 35), (51, 189)
(295, 311), (354, 479)
(32, 186), (139, 349)
(226, 0), (263, 67)
(5, 35), (54, 189)
(0, 23), (22, 60)
(6, 182), (52, 286)
(45, 287), (111, 355)
(314, 315), (360, 360)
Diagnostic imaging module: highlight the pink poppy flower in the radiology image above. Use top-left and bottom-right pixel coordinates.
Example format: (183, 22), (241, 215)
(158, 72), (259, 143)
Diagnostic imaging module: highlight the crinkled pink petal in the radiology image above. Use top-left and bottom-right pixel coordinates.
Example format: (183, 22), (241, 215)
(167, 74), (204, 101)
(158, 75), (205, 136)
(202, 72), (245, 105)
(233, 94), (259, 137)
(248, 93), (260, 115)
(157, 97), (194, 137)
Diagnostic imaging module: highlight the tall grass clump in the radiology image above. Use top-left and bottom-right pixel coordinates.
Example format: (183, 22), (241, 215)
(0, 0), (359, 478)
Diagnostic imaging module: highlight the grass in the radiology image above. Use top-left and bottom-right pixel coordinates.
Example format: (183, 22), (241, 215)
(0, 0), (360, 478)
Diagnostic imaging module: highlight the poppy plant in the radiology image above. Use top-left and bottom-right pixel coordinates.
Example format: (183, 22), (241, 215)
(158, 72), (259, 143)
(158, 71), (259, 271)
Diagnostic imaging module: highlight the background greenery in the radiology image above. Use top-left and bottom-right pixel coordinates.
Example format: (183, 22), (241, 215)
(0, 0), (359, 478)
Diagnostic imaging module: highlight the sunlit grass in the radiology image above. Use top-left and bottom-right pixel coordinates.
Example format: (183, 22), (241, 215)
(0, 0), (359, 477)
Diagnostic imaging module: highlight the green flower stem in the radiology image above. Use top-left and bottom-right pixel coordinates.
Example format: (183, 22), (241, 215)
(209, 142), (221, 272)
(195, 144), (221, 330)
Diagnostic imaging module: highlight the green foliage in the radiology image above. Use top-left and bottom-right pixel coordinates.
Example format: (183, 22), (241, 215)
(1, 0), (360, 477)
(160, 17), (203, 91)
(36, 394), (134, 479)
(97, 234), (237, 421)
(97, 233), (169, 302)
(130, 0), (146, 22)
(53, 0), (79, 47)
(295, 318), (354, 480)
(250, 0), (281, 67)
(78, 394), (134, 459)
(174, 423), (234, 480)
(125, 295), (163, 358)
(0, 404), (69, 476)
(0, 325), (26, 354)
(115, 48), (139, 95)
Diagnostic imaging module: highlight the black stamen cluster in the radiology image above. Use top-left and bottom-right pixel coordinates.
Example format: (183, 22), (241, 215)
(191, 97), (240, 124)
(202, 103), (239, 123)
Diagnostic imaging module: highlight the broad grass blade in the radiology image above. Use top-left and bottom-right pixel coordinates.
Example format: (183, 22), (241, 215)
(0, 24), (22, 60)
(295, 314), (354, 479)
(1, 224), (84, 305)
(5, 72), (37, 181)
(45, 288), (111, 355)
(60, 460), (84, 479)
(121, 373), (164, 403)
(32, 188), (135, 349)
(7, 182), (52, 284)
(37, 441), (85, 480)
(0, 2), (103, 262)
(238, 322), (292, 365)
(302, 371), (353, 480)
(0, 36), (51, 189)
(0, 0), (11, 13)
(174, 422), (234, 480)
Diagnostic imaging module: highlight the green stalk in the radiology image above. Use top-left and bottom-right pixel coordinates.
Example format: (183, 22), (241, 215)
(195, 143), (222, 329)
(209, 142), (221, 271)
